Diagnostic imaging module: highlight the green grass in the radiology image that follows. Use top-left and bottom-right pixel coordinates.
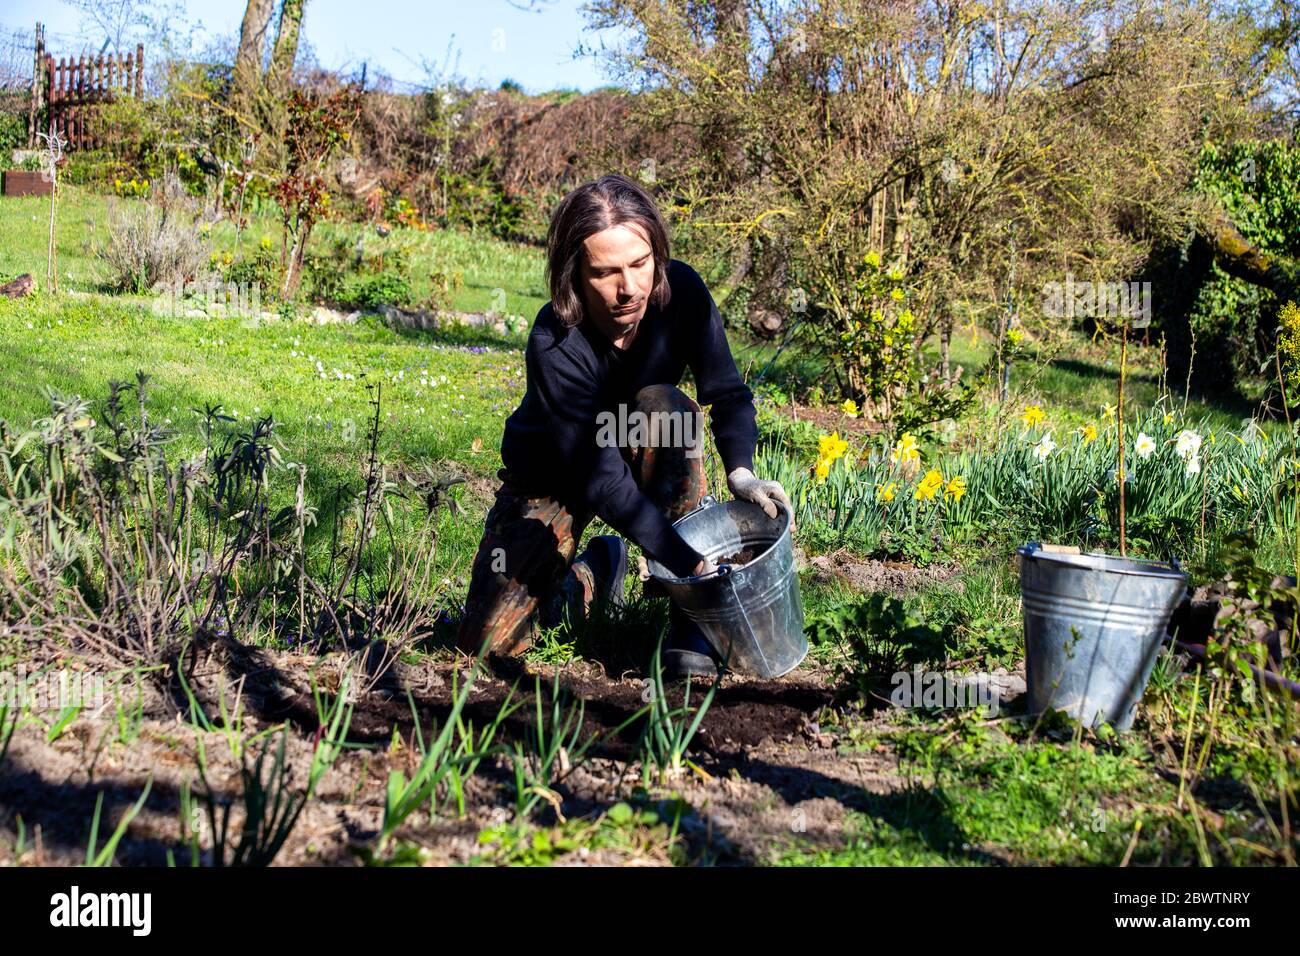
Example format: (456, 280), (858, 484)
(0, 185), (549, 317)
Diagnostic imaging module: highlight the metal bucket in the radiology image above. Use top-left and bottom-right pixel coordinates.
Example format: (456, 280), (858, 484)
(647, 498), (807, 679)
(1018, 542), (1188, 730)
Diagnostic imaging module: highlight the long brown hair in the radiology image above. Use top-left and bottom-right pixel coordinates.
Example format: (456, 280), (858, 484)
(545, 174), (672, 328)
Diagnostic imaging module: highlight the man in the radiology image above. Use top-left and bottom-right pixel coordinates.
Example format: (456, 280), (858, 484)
(456, 174), (792, 675)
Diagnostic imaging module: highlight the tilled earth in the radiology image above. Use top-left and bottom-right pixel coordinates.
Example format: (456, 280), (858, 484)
(0, 640), (908, 866)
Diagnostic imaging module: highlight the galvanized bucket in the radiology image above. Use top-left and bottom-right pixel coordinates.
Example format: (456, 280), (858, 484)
(647, 498), (807, 679)
(1018, 542), (1188, 730)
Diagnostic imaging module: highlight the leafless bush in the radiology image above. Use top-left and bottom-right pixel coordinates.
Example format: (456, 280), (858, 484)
(98, 175), (210, 294)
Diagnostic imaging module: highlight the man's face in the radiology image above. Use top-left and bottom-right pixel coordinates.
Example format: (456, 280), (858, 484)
(578, 222), (655, 331)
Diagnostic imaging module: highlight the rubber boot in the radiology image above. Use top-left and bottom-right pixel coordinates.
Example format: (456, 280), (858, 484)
(663, 602), (721, 678)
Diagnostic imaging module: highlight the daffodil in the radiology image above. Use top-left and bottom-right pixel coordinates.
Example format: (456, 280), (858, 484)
(1185, 455), (1201, 476)
(1134, 433), (1156, 459)
(1032, 432), (1057, 462)
(1102, 403), (1116, 422)
(890, 432), (920, 465)
(875, 481), (897, 503)
(1080, 423), (1098, 445)
(1174, 429), (1202, 462)
(840, 399), (859, 418)
(814, 458), (831, 482)
(944, 475), (967, 502)
(818, 431), (849, 462)
(1021, 404), (1046, 428)
(915, 469), (943, 501)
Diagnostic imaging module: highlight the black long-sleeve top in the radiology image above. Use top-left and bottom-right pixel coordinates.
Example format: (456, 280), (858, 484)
(499, 258), (758, 578)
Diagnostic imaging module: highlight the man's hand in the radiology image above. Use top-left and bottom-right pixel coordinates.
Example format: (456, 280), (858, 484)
(727, 467), (795, 531)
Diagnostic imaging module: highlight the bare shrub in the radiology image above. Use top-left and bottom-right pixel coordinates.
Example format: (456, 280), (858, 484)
(98, 175), (210, 294)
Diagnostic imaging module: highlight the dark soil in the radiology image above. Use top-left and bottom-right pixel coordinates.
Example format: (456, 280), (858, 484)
(717, 546), (760, 567)
(0, 642), (905, 866)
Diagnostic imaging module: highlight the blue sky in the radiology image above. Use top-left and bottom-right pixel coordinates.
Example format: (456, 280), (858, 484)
(3, 0), (626, 93)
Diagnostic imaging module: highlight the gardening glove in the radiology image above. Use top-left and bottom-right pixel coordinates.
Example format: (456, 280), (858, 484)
(727, 467), (795, 532)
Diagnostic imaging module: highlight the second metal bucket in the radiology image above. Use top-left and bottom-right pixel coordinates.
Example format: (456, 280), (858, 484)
(1018, 542), (1188, 731)
(647, 498), (806, 679)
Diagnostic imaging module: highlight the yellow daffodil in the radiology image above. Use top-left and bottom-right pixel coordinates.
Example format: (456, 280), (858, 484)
(944, 475), (967, 502)
(1080, 423), (1098, 445)
(840, 399), (859, 418)
(818, 431), (849, 462)
(890, 432), (920, 465)
(1021, 404), (1046, 428)
(814, 458), (831, 483)
(1102, 403), (1116, 421)
(875, 481), (897, 503)
(915, 469), (943, 501)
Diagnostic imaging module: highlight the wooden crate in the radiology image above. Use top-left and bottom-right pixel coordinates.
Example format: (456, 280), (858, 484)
(2, 171), (52, 197)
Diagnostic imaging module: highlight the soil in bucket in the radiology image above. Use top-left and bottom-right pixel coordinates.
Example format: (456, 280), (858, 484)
(717, 546), (760, 566)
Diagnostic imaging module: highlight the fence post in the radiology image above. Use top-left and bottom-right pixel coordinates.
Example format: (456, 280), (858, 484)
(135, 43), (144, 98)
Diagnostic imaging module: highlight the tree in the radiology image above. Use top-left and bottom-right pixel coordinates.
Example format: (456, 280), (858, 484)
(234, 0), (276, 113)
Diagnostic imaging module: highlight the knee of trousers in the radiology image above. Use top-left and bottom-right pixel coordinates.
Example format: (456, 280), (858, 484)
(633, 383), (701, 416)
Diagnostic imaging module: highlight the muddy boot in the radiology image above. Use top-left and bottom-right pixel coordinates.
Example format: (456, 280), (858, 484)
(662, 603), (721, 678)
(542, 535), (628, 628)
(576, 535), (628, 610)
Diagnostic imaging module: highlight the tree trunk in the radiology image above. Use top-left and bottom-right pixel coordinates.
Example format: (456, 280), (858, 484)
(234, 0), (275, 111)
(266, 0), (307, 95)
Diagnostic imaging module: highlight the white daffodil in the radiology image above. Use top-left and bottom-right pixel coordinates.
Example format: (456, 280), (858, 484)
(1185, 455), (1201, 476)
(1134, 433), (1156, 459)
(1174, 429), (1202, 462)
(1032, 432), (1057, 462)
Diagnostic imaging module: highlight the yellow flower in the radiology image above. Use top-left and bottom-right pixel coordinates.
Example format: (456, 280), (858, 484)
(818, 431), (849, 463)
(259, 236), (273, 250)
(915, 469), (943, 501)
(1080, 423), (1098, 445)
(890, 287), (905, 301)
(1163, 412), (1174, 426)
(1021, 404), (1046, 428)
(890, 432), (920, 465)
(814, 458), (831, 483)
(840, 399), (859, 418)
(944, 475), (966, 502)
(864, 251), (882, 268)
(875, 481), (897, 503)
(1102, 403), (1116, 422)
(1006, 327), (1024, 346)
(887, 267), (904, 281)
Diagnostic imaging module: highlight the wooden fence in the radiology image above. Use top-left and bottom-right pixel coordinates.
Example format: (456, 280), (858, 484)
(27, 24), (144, 151)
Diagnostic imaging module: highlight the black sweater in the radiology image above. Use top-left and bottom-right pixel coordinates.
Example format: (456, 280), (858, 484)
(499, 258), (758, 578)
